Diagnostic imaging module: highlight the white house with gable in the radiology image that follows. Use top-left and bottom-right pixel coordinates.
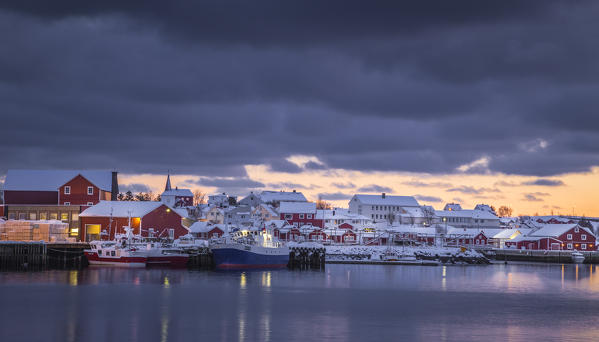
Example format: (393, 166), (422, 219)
(348, 193), (421, 223)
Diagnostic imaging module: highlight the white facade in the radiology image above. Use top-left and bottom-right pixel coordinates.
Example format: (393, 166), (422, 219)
(435, 209), (500, 229)
(208, 193), (230, 208)
(348, 193), (420, 223)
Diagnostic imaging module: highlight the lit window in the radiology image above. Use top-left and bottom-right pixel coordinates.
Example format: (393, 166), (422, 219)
(64, 186), (71, 195)
(50, 212), (58, 220)
(72, 213), (79, 222)
(40, 212), (47, 220)
(61, 213), (69, 222)
(87, 186), (94, 195)
(29, 212), (37, 220)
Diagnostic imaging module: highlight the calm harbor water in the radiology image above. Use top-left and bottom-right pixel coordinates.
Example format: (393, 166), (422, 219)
(1, 263), (599, 342)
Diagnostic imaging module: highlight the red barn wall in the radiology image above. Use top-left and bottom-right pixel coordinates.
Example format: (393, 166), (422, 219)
(140, 205), (188, 239)
(59, 175), (102, 206)
(4, 191), (58, 205)
(80, 216), (141, 241)
(280, 213), (324, 228)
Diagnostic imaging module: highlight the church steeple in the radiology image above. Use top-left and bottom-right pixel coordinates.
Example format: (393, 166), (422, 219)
(165, 171), (172, 191)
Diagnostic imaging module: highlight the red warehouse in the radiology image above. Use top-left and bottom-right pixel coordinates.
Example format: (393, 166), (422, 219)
(524, 224), (597, 251)
(279, 201), (324, 228)
(80, 201), (189, 241)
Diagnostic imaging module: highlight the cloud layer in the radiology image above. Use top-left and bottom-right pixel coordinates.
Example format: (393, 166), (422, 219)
(1, 1), (599, 179)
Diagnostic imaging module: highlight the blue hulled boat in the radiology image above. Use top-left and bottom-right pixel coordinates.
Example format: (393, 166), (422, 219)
(211, 229), (289, 269)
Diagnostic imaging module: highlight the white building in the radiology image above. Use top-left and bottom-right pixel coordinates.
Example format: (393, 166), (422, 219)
(239, 190), (307, 207)
(348, 193), (420, 223)
(435, 207), (500, 229)
(317, 208), (372, 230)
(208, 193), (230, 208)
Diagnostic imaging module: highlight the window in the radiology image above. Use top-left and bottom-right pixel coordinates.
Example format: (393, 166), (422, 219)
(19, 213), (27, 220)
(87, 202), (94, 206)
(61, 213), (69, 222)
(98, 250), (102, 256)
(168, 229), (175, 239)
(582, 234), (587, 240)
(39, 212), (47, 220)
(582, 244), (587, 250)
(575, 227), (580, 233)
(285, 214), (293, 220)
(111, 251), (116, 256)
(307, 214), (313, 219)
(371, 214), (374, 219)
(50, 212), (58, 220)
(64, 186), (70, 194)
(371, 206), (375, 210)
(8, 213), (16, 220)
(87, 186), (94, 195)
(567, 234), (572, 240)
(72, 213), (79, 222)
(149, 228), (155, 237)
(567, 243), (573, 249)
(299, 214), (305, 219)
(29, 212), (37, 220)
(64, 202), (70, 206)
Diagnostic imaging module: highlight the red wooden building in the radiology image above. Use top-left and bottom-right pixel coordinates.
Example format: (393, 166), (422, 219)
(508, 224), (597, 251)
(3, 170), (118, 205)
(279, 202), (324, 228)
(80, 201), (189, 241)
(188, 221), (225, 239)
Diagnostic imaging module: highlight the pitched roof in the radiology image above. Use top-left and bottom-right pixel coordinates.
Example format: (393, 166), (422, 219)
(259, 191), (307, 203)
(162, 189), (193, 197)
(279, 201), (316, 214)
(188, 221), (224, 233)
(529, 224), (593, 237)
(4, 170), (114, 191)
(352, 194), (419, 207)
(435, 209), (499, 220)
(80, 201), (172, 218)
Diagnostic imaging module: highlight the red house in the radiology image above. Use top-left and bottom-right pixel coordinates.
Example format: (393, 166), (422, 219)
(523, 224), (597, 251)
(279, 202), (324, 228)
(327, 229), (357, 244)
(189, 221), (225, 239)
(505, 236), (563, 250)
(338, 223), (354, 230)
(3, 170), (118, 205)
(79, 201), (189, 241)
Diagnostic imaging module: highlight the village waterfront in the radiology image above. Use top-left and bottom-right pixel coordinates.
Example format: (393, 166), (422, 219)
(2, 263), (599, 342)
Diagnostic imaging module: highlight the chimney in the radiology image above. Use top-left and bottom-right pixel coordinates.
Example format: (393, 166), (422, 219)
(333, 210), (336, 216)
(111, 171), (119, 201)
(293, 189), (296, 192)
(382, 193), (386, 199)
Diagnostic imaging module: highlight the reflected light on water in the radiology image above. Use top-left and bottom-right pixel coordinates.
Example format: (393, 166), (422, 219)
(240, 273), (247, 289)
(163, 276), (170, 289)
(441, 266), (446, 291)
(262, 272), (271, 288)
(69, 270), (78, 287)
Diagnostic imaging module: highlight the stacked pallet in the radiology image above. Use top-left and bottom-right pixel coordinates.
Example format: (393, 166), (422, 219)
(0, 220), (69, 242)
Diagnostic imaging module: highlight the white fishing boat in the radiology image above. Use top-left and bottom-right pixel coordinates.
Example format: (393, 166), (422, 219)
(571, 251), (585, 264)
(84, 240), (147, 268)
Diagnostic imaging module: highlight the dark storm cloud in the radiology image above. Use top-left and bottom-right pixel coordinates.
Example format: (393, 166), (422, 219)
(1, 1), (599, 178)
(357, 185), (393, 193)
(304, 161), (327, 171)
(120, 183), (151, 193)
(266, 182), (318, 190)
(446, 186), (501, 195)
(331, 182), (356, 189)
(414, 195), (443, 203)
(523, 194), (544, 202)
(318, 192), (352, 201)
(522, 179), (565, 187)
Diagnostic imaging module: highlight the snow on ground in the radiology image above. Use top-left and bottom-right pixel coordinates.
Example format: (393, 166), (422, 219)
(325, 244), (483, 261)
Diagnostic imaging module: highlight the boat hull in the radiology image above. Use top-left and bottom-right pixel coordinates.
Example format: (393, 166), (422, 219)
(212, 244), (289, 270)
(84, 251), (147, 268)
(146, 255), (189, 268)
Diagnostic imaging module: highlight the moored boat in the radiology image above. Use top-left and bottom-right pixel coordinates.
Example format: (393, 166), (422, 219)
(211, 229), (289, 269)
(571, 251), (585, 264)
(84, 241), (147, 268)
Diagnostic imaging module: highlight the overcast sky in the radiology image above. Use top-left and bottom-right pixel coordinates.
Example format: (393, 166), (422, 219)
(2, 1), (599, 214)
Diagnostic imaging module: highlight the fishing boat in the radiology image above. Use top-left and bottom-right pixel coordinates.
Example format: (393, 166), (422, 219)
(84, 240), (147, 268)
(571, 251), (585, 264)
(143, 242), (190, 268)
(211, 228), (289, 269)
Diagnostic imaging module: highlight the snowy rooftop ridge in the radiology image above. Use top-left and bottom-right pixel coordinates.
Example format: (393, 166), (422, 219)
(352, 194), (420, 207)
(259, 190), (307, 203)
(279, 201), (316, 213)
(4, 169), (114, 192)
(80, 201), (176, 218)
(162, 189), (193, 197)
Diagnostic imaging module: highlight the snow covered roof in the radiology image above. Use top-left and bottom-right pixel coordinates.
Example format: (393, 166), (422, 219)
(80, 201), (174, 218)
(188, 221), (223, 233)
(529, 224), (592, 237)
(400, 207), (425, 218)
(4, 169), (114, 191)
(279, 201), (316, 214)
(436, 209), (498, 220)
(387, 225), (437, 235)
(352, 194), (420, 207)
(446, 227), (504, 237)
(162, 189), (193, 197)
(259, 191), (307, 203)
(492, 229), (523, 240)
(316, 209), (370, 220)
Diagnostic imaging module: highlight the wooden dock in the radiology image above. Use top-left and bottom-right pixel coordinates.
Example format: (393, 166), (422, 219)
(0, 242), (89, 270)
(288, 246), (326, 270)
(485, 249), (599, 264)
